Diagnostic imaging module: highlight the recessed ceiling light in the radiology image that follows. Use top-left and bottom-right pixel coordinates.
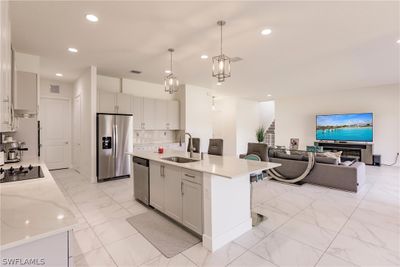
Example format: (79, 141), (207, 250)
(267, 94), (272, 97)
(68, 47), (78, 53)
(85, 14), (98, 22)
(56, 73), (63, 77)
(397, 39), (400, 44)
(164, 70), (171, 74)
(261, 28), (272, 36)
(201, 54), (208, 59)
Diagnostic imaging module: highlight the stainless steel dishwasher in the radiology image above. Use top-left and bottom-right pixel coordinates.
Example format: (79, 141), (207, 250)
(133, 156), (150, 205)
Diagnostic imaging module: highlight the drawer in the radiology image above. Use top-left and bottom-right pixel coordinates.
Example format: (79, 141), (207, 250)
(182, 169), (202, 184)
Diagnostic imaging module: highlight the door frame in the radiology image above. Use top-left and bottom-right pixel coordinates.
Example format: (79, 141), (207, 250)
(39, 95), (72, 169)
(72, 94), (82, 172)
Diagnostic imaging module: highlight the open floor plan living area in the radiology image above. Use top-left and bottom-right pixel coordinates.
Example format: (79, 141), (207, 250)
(0, 1), (399, 267)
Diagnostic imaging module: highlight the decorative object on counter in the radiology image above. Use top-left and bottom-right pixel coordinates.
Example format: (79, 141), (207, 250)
(256, 125), (266, 143)
(164, 48), (179, 94)
(158, 146), (164, 154)
(212, 20), (231, 83)
(208, 138), (223, 156)
(2, 139), (28, 163)
(289, 138), (299, 150)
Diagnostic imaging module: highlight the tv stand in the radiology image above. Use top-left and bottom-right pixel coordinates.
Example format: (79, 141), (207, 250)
(316, 141), (373, 165)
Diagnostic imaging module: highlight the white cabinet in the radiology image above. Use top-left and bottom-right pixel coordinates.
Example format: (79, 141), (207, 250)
(15, 71), (37, 111)
(0, 0), (12, 132)
(143, 98), (156, 130)
(98, 90), (117, 113)
(182, 180), (203, 234)
(132, 96), (144, 129)
(164, 165), (183, 221)
(154, 99), (180, 130)
(167, 100), (180, 129)
(98, 91), (133, 114)
(149, 161), (165, 211)
(155, 99), (168, 129)
(116, 93), (131, 114)
(149, 162), (203, 235)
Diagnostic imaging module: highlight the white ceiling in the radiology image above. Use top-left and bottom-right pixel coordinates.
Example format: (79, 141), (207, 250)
(10, 1), (400, 100)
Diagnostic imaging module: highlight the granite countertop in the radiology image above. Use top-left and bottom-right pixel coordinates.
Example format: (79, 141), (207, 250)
(129, 150), (281, 178)
(0, 159), (77, 250)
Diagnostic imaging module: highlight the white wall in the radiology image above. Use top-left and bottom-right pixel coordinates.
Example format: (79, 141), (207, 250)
(213, 97), (262, 156)
(73, 66), (97, 182)
(182, 84), (214, 153)
(122, 78), (176, 100)
(259, 101), (275, 129)
(275, 84), (400, 165)
(213, 97), (238, 156)
(40, 78), (73, 98)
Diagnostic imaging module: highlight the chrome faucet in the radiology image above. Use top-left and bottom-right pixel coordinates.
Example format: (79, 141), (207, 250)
(185, 132), (194, 158)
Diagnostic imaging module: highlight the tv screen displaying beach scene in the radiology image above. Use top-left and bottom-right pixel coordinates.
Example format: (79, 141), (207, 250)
(316, 113), (373, 142)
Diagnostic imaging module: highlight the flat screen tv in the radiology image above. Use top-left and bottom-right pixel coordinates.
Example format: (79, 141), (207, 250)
(316, 113), (373, 142)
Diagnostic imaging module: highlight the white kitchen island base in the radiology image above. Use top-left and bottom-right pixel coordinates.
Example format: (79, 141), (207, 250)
(130, 150), (281, 253)
(202, 173), (252, 252)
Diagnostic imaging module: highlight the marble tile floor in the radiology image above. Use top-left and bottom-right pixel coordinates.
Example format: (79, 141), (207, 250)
(50, 165), (400, 267)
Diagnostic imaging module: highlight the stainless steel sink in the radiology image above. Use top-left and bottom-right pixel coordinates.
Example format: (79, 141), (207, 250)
(162, 156), (199, 163)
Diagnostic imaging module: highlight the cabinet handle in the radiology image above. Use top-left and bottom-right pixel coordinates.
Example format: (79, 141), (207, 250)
(181, 181), (184, 195)
(184, 174), (195, 179)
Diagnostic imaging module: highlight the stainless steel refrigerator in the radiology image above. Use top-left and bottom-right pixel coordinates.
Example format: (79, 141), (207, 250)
(96, 113), (133, 182)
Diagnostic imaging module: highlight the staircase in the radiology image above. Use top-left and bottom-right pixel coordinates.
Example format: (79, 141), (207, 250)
(265, 120), (275, 147)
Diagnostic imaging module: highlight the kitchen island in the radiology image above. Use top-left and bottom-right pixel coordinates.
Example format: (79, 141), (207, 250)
(130, 150), (281, 251)
(0, 160), (77, 266)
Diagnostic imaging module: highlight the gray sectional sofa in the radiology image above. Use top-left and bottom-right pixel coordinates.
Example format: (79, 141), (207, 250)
(268, 148), (366, 192)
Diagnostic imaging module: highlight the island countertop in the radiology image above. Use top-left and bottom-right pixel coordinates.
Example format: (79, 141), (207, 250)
(0, 159), (77, 250)
(129, 150), (281, 178)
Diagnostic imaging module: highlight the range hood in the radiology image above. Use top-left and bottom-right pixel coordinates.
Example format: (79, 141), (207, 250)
(14, 109), (37, 118)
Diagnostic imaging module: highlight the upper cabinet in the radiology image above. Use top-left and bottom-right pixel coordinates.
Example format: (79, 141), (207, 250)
(15, 71), (37, 111)
(0, 0), (12, 132)
(167, 100), (180, 130)
(98, 90), (117, 113)
(132, 96), (144, 130)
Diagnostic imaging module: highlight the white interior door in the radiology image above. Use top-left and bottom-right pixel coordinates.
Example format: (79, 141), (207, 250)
(40, 97), (71, 170)
(73, 95), (81, 172)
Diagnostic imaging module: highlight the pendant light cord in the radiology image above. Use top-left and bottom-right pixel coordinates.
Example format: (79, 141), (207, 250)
(170, 50), (173, 73)
(220, 23), (223, 54)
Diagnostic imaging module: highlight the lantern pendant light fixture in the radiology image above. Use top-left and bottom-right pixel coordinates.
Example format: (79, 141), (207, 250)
(212, 20), (231, 83)
(164, 48), (179, 94)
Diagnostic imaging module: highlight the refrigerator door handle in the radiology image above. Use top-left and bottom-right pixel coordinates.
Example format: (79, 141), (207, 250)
(115, 124), (118, 158)
(112, 124), (117, 159)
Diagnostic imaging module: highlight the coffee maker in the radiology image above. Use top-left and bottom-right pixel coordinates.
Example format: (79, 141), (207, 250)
(2, 138), (28, 163)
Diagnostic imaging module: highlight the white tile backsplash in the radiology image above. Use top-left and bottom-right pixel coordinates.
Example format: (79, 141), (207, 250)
(133, 130), (181, 144)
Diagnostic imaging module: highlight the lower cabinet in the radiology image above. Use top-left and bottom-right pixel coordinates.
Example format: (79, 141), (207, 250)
(149, 162), (203, 235)
(164, 165), (183, 222)
(149, 161), (164, 211)
(182, 180), (202, 234)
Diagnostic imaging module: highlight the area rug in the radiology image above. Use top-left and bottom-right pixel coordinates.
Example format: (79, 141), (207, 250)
(126, 210), (201, 258)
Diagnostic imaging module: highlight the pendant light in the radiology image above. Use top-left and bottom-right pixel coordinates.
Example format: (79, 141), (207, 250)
(164, 48), (179, 94)
(212, 20), (231, 83)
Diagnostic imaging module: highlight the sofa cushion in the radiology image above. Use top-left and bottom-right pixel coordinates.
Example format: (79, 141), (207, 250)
(315, 156), (339, 165)
(275, 151), (304, 161)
